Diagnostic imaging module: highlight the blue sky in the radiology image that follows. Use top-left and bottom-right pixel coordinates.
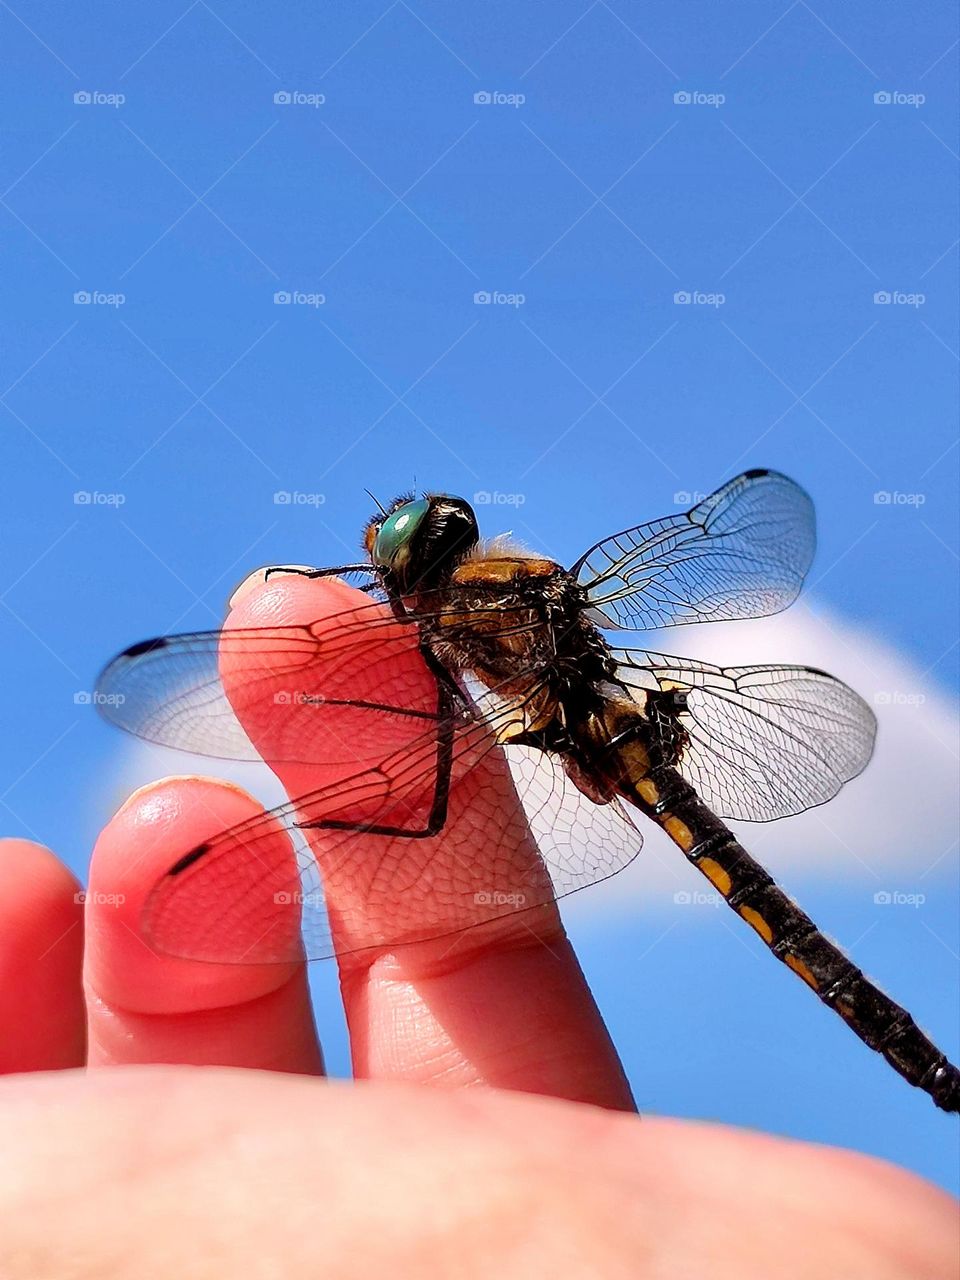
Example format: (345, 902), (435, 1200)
(1, 2), (957, 1190)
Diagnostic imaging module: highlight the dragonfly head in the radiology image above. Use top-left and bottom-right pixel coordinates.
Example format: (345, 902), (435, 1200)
(365, 493), (479, 593)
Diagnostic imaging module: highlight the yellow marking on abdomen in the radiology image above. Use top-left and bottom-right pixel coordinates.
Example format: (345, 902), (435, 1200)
(739, 905), (774, 944)
(635, 778), (659, 804)
(785, 953), (819, 990)
(697, 857), (732, 897)
(664, 815), (695, 851)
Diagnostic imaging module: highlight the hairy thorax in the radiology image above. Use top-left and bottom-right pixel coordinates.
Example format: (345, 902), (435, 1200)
(409, 551), (616, 746)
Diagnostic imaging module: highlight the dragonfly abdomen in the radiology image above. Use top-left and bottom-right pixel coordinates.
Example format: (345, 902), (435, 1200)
(619, 763), (960, 1112)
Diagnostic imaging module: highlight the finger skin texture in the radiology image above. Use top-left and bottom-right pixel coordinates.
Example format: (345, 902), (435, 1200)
(0, 840), (85, 1072)
(0, 1068), (956, 1280)
(83, 778), (323, 1074)
(225, 574), (634, 1107)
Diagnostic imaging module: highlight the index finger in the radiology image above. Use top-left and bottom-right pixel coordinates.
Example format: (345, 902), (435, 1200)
(219, 570), (634, 1107)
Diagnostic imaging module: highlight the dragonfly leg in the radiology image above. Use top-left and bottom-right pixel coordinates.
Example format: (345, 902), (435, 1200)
(263, 563), (374, 582)
(298, 672), (458, 841)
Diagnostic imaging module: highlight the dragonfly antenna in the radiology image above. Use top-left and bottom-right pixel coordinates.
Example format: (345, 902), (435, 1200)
(364, 488), (388, 516)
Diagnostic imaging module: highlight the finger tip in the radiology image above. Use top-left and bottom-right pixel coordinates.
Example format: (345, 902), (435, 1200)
(219, 565), (436, 789)
(226, 570), (369, 631)
(0, 838), (84, 945)
(0, 840), (85, 1071)
(85, 776), (300, 1015)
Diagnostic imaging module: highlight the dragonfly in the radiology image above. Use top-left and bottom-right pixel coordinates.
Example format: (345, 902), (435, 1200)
(96, 468), (960, 1112)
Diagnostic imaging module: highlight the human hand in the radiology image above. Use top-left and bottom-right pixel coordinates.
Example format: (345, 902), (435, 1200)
(2, 1065), (955, 1279)
(0, 572), (954, 1277)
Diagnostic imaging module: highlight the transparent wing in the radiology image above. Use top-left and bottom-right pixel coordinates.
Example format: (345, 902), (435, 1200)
(95, 594), (549, 766)
(95, 601), (447, 764)
(141, 700), (644, 964)
(573, 470), (816, 630)
(614, 649), (876, 821)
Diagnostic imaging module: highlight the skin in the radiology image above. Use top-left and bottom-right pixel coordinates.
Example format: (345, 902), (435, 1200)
(0, 573), (956, 1278)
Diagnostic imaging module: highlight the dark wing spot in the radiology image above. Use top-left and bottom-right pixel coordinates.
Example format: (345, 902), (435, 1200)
(742, 467), (770, 479)
(167, 843), (210, 876)
(123, 637), (169, 658)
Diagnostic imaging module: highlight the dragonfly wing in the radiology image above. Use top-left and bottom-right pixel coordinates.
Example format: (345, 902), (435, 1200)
(614, 649), (877, 821)
(95, 602), (441, 765)
(97, 630), (270, 760)
(141, 706), (643, 964)
(574, 470), (815, 630)
(504, 746), (644, 898)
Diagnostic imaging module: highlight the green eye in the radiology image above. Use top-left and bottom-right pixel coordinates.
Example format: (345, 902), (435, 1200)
(372, 499), (430, 568)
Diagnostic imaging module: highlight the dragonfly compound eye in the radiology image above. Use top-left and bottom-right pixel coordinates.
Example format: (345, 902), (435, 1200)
(371, 498), (431, 571)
